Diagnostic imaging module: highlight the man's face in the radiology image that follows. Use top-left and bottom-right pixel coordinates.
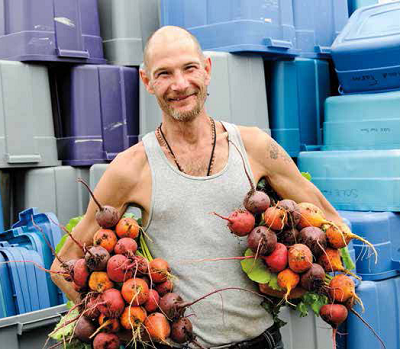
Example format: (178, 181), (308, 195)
(142, 37), (211, 122)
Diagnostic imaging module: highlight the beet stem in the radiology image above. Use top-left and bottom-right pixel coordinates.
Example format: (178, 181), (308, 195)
(350, 308), (386, 349)
(77, 178), (103, 212)
(0, 260), (69, 276)
(228, 139), (255, 192)
(212, 212), (231, 222)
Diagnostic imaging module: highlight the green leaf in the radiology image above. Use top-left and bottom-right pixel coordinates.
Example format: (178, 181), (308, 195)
(301, 172), (312, 181)
(66, 301), (74, 309)
(241, 249), (282, 291)
(49, 308), (79, 341)
(55, 216), (84, 254)
(297, 292), (328, 317)
(340, 246), (356, 271)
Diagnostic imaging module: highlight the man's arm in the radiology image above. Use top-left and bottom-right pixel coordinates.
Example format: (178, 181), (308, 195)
(240, 127), (342, 225)
(50, 145), (148, 302)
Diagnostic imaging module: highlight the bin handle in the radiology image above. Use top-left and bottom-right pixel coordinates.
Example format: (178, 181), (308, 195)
(263, 38), (292, 50)
(16, 312), (65, 334)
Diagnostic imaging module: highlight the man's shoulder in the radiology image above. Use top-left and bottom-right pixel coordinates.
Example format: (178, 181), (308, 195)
(236, 125), (271, 150)
(106, 142), (149, 184)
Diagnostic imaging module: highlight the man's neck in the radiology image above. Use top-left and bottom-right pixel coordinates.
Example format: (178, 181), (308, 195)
(161, 112), (211, 147)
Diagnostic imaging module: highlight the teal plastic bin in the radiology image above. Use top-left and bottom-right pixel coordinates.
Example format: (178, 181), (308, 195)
(298, 149), (400, 212)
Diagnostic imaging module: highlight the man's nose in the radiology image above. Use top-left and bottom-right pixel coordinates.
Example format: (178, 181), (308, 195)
(171, 71), (189, 91)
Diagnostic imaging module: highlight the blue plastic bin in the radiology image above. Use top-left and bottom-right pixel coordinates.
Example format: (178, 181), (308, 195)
(323, 90), (400, 150)
(0, 252), (16, 318)
(332, 1), (400, 94)
(347, 278), (397, 349)
(348, 0), (378, 15)
(298, 149), (400, 212)
(51, 65), (140, 166)
(160, 0), (297, 57)
(338, 211), (400, 281)
(0, 0), (105, 64)
(293, 0), (348, 58)
(267, 58), (330, 157)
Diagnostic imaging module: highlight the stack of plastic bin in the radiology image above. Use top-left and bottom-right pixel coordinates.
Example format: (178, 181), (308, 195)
(297, 4), (400, 348)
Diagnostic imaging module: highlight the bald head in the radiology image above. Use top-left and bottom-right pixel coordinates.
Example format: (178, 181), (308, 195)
(143, 26), (205, 72)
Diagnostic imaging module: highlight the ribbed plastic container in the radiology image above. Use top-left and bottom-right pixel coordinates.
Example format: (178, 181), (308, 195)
(0, 0), (105, 63)
(97, 0), (159, 65)
(51, 65), (140, 166)
(348, 0), (378, 14)
(298, 149), (400, 212)
(267, 58), (330, 157)
(11, 208), (64, 306)
(293, 0), (348, 58)
(323, 90), (400, 150)
(338, 210), (400, 281)
(0, 244), (50, 316)
(280, 306), (332, 349)
(160, 0), (297, 57)
(332, 1), (400, 94)
(0, 304), (67, 348)
(13, 167), (90, 226)
(140, 51), (271, 140)
(0, 61), (60, 169)
(347, 278), (398, 349)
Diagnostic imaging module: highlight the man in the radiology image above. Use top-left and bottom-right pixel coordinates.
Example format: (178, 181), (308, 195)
(51, 26), (343, 348)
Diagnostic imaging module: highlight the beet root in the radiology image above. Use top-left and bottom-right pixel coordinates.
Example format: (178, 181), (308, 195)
(243, 190), (271, 214)
(320, 304), (348, 328)
(277, 199), (301, 228)
(97, 288), (125, 318)
(73, 259), (90, 287)
(214, 209), (255, 237)
(159, 293), (185, 320)
(300, 263), (326, 292)
(92, 332), (120, 349)
(277, 227), (300, 246)
(107, 254), (133, 283)
(298, 226), (327, 258)
(85, 246), (110, 271)
(171, 317), (194, 344)
(74, 316), (97, 343)
(247, 226), (277, 256)
(114, 237), (138, 256)
(144, 312), (171, 343)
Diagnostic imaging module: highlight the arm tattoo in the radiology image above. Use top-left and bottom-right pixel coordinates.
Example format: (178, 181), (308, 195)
(269, 140), (292, 163)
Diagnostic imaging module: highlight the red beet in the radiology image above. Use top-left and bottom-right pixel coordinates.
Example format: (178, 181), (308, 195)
(300, 263), (326, 292)
(107, 254), (133, 283)
(244, 190), (271, 214)
(85, 246), (110, 271)
(214, 209), (255, 237)
(114, 237), (138, 256)
(97, 288), (125, 318)
(171, 317), (194, 344)
(74, 316), (96, 344)
(247, 226), (277, 256)
(93, 332), (120, 349)
(73, 258), (90, 287)
(298, 226), (327, 258)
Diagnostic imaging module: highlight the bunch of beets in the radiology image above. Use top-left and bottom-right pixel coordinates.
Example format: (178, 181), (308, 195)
(214, 142), (380, 349)
(52, 180), (202, 349)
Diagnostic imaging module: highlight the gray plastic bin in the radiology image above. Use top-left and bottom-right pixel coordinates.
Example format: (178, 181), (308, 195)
(280, 306), (332, 349)
(0, 304), (67, 349)
(139, 51), (271, 139)
(13, 167), (90, 226)
(97, 0), (160, 66)
(0, 61), (60, 168)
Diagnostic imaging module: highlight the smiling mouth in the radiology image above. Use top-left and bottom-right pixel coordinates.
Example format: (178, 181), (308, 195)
(168, 93), (196, 102)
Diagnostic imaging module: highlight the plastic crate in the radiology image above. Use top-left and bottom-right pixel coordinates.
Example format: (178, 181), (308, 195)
(323, 90), (400, 150)
(266, 58), (330, 157)
(139, 51), (271, 140)
(297, 149), (400, 212)
(348, 0), (378, 14)
(293, 0), (348, 58)
(0, 252), (16, 318)
(0, 304), (67, 349)
(160, 0), (297, 58)
(347, 278), (397, 349)
(11, 208), (64, 306)
(0, 0), (105, 64)
(97, 0), (160, 65)
(13, 167), (90, 226)
(280, 306), (332, 349)
(0, 61), (60, 169)
(338, 210), (400, 281)
(51, 65), (140, 166)
(332, 1), (400, 94)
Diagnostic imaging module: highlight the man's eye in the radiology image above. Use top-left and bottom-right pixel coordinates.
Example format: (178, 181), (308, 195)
(157, 71), (168, 77)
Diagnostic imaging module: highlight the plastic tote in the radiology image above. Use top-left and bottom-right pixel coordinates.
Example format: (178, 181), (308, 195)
(332, 1), (400, 94)
(0, 0), (105, 63)
(323, 90), (400, 150)
(160, 0), (297, 57)
(298, 149), (400, 212)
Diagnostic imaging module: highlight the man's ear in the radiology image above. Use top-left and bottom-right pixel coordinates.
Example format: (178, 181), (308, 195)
(139, 68), (155, 94)
(204, 56), (212, 86)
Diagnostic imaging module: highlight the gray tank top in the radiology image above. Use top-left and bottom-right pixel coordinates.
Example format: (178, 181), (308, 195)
(142, 122), (273, 347)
